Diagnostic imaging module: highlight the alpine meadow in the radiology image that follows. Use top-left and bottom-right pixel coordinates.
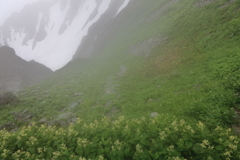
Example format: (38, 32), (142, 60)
(1, 0), (240, 159)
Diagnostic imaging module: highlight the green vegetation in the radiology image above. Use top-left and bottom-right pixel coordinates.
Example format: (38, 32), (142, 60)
(0, 117), (239, 159)
(1, 0), (240, 159)
(0, 92), (17, 106)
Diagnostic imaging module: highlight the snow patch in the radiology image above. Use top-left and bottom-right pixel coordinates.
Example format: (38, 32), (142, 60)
(0, 0), (128, 71)
(115, 0), (130, 17)
(81, 0), (111, 31)
(0, 0), (39, 26)
(0, 31), (4, 45)
(36, 12), (44, 33)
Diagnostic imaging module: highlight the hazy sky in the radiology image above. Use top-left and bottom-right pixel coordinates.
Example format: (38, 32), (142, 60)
(0, 0), (38, 26)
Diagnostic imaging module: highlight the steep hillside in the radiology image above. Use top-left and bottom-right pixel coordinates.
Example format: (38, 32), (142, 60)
(0, 46), (53, 93)
(0, 0), (240, 159)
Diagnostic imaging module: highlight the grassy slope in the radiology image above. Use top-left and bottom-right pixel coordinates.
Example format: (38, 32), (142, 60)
(1, 0), (240, 127)
(1, 0), (240, 159)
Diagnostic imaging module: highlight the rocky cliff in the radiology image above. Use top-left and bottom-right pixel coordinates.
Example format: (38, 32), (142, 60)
(0, 46), (53, 93)
(0, 0), (129, 71)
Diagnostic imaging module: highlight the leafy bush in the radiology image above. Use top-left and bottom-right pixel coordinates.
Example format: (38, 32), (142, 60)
(183, 103), (236, 128)
(211, 52), (240, 91)
(229, 18), (240, 36)
(0, 116), (240, 159)
(0, 92), (17, 106)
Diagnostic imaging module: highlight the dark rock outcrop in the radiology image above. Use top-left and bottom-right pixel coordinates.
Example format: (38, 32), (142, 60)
(0, 0), (130, 70)
(0, 92), (17, 105)
(12, 110), (33, 122)
(38, 112), (77, 127)
(74, 0), (126, 58)
(0, 46), (53, 92)
(0, 122), (17, 131)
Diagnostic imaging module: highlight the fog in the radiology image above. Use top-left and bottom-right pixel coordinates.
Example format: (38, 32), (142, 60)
(0, 0), (38, 26)
(0, 0), (129, 71)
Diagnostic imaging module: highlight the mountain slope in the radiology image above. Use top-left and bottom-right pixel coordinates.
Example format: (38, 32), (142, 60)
(0, 46), (53, 92)
(0, 0), (129, 70)
(0, 0), (240, 159)
(1, 0), (240, 127)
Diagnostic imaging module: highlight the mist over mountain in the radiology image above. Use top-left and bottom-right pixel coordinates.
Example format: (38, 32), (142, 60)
(74, 0), (131, 59)
(1, 0), (240, 158)
(0, 46), (52, 93)
(0, 0), (129, 71)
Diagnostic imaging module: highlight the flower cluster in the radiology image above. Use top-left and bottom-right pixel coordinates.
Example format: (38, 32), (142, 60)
(0, 116), (239, 159)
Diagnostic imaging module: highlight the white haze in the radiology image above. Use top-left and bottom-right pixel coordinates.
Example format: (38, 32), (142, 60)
(0, 0), (130, 71)
(0, 0), (39, 26)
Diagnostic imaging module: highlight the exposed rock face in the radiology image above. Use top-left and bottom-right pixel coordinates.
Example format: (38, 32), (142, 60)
(58, 112), (76, 120)
(150, 112), (158, 118)
(61, 99), (82, 112)
(74, 0), (169, 59)
(104, 65), (127, 95)
(0, 92), (17, 105)
(0, 0), (130, 70)
(74, 0), (128, 59)
(0, 122), (17, 131)
(0, 46), (53, 92)
(38, 112), (77, 127)
(12, 110), (33, 122)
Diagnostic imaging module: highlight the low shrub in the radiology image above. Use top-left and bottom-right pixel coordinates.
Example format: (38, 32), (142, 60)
(183, 104), (236, 129)
(0, 116), (240, 159)
(228, 18), (240, 36)
(211, 51), (240, 92)
(211, 51), (240, 108)
(0, 92), (17, 106)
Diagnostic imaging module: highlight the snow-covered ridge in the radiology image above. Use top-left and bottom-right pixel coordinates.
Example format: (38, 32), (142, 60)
(0, 0), (129, 71)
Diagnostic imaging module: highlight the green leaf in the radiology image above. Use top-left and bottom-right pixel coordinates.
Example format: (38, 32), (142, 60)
(59, 156), (68, 160)
(93, 137), (99, 142)
(193, 144), (205, 154)
(47, 141), (51, 146)
(215, 145), (224, 151)
(62, 151), (70, 156)
(75, 147), (83, 155)
(185, 141), (193, 149)
(223, 141), (229, 147)
(152, 152), (159, 159)
(103, 140), (109, 145)
(124, 148), (130, 155)
(28, 147), (35, 153)
(17, 143), (21, 148)
(171, 135), (178, 141)
(47, 147), (54, 155)
(105, 147), (110, 153)
(97, 148), (104, 154)
(129, 138), (136, 144)
(159, 149), (167, 155)
(140, 138), (147, 145)
(154, 143), (163, 150)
